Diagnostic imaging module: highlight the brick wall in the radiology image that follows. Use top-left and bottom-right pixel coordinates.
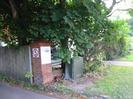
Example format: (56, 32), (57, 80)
(41, 64), (53, 84)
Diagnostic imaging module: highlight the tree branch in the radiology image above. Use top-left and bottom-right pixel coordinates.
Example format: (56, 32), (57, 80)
(109, 0), (123, 11)
(104, 0), (124, 17)
(107, 8), (129, 17)
(8, 0), (18, 20)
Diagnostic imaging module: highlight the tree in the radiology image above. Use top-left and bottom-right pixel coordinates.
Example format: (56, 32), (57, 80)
(0, 0), (111, 62)
(129, 9), (133, 35)
(104, 20), (131, 60)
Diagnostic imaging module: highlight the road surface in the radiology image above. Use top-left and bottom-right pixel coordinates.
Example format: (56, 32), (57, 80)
(0, 83), (57, 99)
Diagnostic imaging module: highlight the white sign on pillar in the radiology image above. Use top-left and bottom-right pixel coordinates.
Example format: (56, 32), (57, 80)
(32, 48), (39, 58)
(40, 46), (51, 64)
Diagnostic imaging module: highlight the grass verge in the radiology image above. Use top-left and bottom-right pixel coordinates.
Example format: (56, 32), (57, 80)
(85, 66), (133, 99)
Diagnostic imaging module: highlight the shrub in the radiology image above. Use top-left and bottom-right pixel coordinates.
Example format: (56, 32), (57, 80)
(84, 60), (103, 73)
(84, 20), (131, 73)
(104, 20), (131, 60)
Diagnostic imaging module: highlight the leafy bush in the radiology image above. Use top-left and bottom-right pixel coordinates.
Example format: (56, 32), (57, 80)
(84, 60), (103, 73)
(84, 20), (131, 73)
(104, 20), (131, 60)
(24, 72), (33, 79)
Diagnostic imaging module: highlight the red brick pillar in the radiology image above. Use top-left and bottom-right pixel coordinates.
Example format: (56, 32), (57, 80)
(31, 40), (53, 84)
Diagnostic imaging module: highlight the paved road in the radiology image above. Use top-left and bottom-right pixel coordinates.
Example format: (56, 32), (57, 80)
(0, 83), (57, 99)
(105, 61), (133, 67)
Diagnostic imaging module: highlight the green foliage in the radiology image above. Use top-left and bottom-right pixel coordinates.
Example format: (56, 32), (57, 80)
(104, 20), (131, 60)
(24, 72), (33, 79)
(0, 0), (110, 63)
(84, 59), (103, 73)
(128, 9), (133, 17)
(119, 53), (133, 61)
(129, 9), (133, 36)
(129, 18), (133, 36)
(84, 20), (131, 72)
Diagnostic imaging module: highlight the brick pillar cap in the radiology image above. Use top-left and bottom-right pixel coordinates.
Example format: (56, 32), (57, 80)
(31, 40), (52, 47)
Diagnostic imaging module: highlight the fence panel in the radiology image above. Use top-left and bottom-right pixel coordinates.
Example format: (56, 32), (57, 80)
(0, 46), (32, 82)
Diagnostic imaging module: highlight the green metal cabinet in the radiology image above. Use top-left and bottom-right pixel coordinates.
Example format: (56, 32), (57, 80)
(64, 57), (83, 80)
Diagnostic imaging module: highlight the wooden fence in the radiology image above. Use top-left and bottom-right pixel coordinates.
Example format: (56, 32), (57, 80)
(0, 46), (32, 82)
